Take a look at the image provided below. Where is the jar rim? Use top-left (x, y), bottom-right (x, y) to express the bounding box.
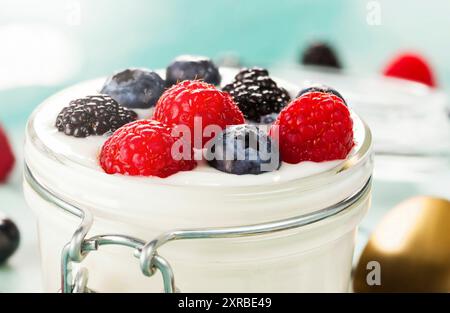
top-left (24, 162), bottom-right (372, 237)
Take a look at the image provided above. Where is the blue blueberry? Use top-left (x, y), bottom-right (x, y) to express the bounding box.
top-left (166, 55), bottom-right (221, 86)
top-left (246, 113), bottom-right (279, 125)
top-left (0, 217), bottom-right (20, 264)
top-left (259, 112), bottom-right (279, 124)
top-left (206, 125), bottom-right (280, 175)
top-left (297, 84), bottom-right (347, 105)
top-left (100, 68), bottom-right (165, 109)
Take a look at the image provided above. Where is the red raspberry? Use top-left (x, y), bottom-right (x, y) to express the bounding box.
top-left (153, 80), bottom-right (244, 147)
top-left (383, 53), bottom-right (436, 88)
top-left (99, 120), bottom-right (196, 178)
top-left (269, 92), bottom-right (354, 164)
top-left (0, 125), bottom-right (15, 183)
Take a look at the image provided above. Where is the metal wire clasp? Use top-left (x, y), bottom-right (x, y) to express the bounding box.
top-left (60, 233), bottom-right (177, 293)
top-left (25, 165), bottom-right (177, 293)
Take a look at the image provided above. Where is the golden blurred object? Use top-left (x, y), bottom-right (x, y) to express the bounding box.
top-left (354, 196), bottom-right (450, 292)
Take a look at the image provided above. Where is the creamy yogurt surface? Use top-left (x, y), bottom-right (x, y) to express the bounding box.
top-left (31, 68), bottom-right (366, 187)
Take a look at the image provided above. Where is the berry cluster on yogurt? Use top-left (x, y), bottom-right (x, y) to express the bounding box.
top-left (55, 55), bottom-right (354, 178)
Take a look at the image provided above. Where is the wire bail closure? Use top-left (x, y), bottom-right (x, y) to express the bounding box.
top-left (60, 234), bottom-right (177, 293)
top-left (25, 164), bottom-right (371, 293)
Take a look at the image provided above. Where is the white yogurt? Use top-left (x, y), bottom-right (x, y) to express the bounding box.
top-left (32, 69), bottom-right (365, 187)
top-left (24, 68), bottom-right (373, 292)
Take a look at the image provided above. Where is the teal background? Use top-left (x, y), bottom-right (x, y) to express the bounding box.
top-left (1, 0), bottom-right (450, 130)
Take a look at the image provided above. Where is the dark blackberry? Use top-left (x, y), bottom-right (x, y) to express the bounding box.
top-left (222, 68), bottom-right (291, 122)
top-left (233, 67), bottom-right (268, 82)
top-left (206, 125), bottom-right (280, 175)
top-left (297, 84), bottom-right (347, 105)
top-left (55, 95), bottom-right (137, 138)
top-left (301, 42), bottom-right (341, 69)
top-left (166, 55), bottom-right (221, 86)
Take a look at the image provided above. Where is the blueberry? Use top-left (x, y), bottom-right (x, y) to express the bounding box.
top-left (247, 112), bottom-right (279, 125)
top-left (101, 68), bottom-right (165, 109)
top-left (166, 55), bottom-right (221, 86)
top-left (297, 84), bottom-right (347, 105)
top-left (301, 42), bottom-right (341, 69)
top-left (0, 217), bottom-right (20, 264)
top-left (206, 125), bottom-right (280, 175)
top-left (259, 112), bottom-right (279, 124)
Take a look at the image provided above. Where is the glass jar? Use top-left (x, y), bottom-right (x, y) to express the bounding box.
top-left (23, 78), bottom-right (373, 293)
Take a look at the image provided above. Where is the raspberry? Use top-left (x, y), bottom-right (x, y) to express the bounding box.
top-left (99, 120), bottom-right (196, 178)
top-left (0, 125), bottom-right (15, 183)
top-left (153, 80), bottom-right (245, 147)
top-left (269, 92), bottom-right (354, 164)
top-left (383, 53), bottom-right (436, 87)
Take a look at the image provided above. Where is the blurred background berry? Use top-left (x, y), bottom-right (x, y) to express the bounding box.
top-left (1, 0), bottom-right (450, 132)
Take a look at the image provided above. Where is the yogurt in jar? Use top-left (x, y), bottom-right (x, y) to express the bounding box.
top-left (24, 68), bottom-right (373, 292)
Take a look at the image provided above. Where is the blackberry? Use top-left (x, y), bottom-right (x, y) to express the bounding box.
top-left (222, 67), bottom-right (291, 122)
top-left (101, 68), bottom-right (165, 109)
top-left (166, 55), bottom-right (221, 86)
top-left (55, 95), bottom-right (137, 138)
top-left (233, 67), bottom-right (268, 81)
top-left (206, 125), bottom-right (280, 175)
top-left (301, 42), bottom-right (341, 69)
top-left (297, 84), bottom-right (347, 105)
